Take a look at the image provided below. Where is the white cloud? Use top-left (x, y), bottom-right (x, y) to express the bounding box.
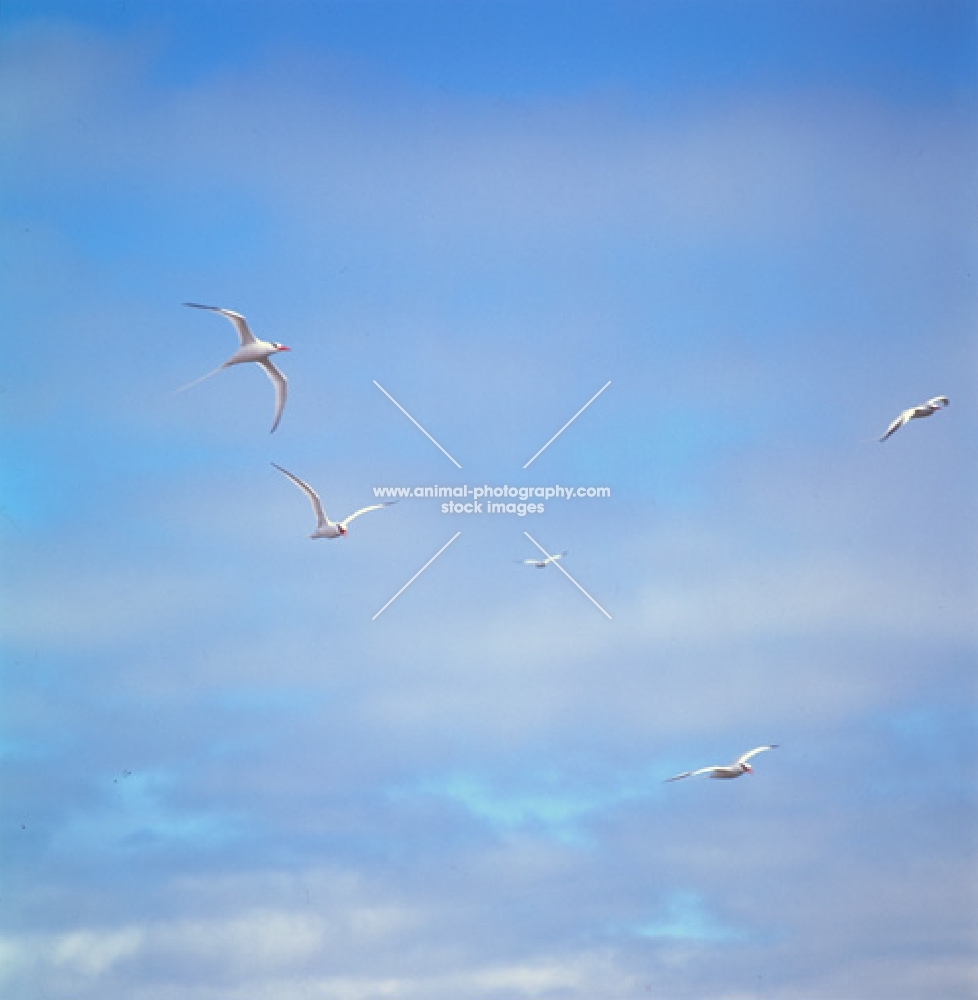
top-left (52, 928), bottom-right (144, 975)
top-left (1, 13), bottom-right (974, 1000)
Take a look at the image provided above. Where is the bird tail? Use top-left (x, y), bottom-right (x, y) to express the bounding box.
top-left (174, 363), bottom-right (227, 394)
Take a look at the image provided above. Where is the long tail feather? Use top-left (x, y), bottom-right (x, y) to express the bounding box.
top-left (174, 363), bottom-right (226, 394)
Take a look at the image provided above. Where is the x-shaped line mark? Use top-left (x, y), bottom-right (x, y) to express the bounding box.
top-left (372, 380), bottom-right (612, 620)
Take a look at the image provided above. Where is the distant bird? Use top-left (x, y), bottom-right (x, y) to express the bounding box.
top-left (665, 745), bottom-right (779, 782)
top-left (178, 303), bottom-right (290, 433)
top-left (520, 550), bottom-right (568, 569)
top-left (879, 396), bottom-right (949, 442)
top-left (271, 463), bottom-right (393, 539)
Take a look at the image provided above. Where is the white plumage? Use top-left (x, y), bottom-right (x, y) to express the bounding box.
top-left (665, 745), bottom-right (779, 782)
top-left (520, 550), bottom-right (568, 569)
top-left (272, 464), bottom-right (393, 539)
top-left (178, 303), bottom-right (290, 433)
top-left (879, 396), bottom-right (949, 442)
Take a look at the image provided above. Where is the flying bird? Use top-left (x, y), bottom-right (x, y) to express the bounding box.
top-left (665, 745), bottom-right (779, 782)
top-left (519, 550), bottom-right (568, 568)
top-left (178, 303), bottom-right (290, 433)
top-left (271, 463), bottom-right (393, 539)
top-left (879, 396), bottom-right (949, 442)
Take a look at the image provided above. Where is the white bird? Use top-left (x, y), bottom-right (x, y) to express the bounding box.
top-left (665, 745), bottom-right (779, 782)
top-left (519, 550), bottom-right (568, 569)
top-left (178, 303), bottom-right (290, 433)
top-left (879, 396), bottom-right (949, 442)
top-left (271, 463), bottom-right (393, 539)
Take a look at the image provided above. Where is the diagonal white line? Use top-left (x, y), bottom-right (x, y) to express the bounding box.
top-left (372, 531), bottom-right (462, 620)
top-left (523, 531), bottom-right (612, 619)
top-left (522, 380), bottom-right (611, 469)
top-left (373, 380), bottom-right (462, 468)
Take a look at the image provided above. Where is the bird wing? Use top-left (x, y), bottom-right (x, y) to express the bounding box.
top-left (533, 551), bottom-right (566, 565)
top-left (184, 302), bottom-right (256, 345)
top-left (664, 766), bottom-right (717, 783)
top-left (339, 503), bottom-right (395, 528)
top-left (258, 358), bottom-right (288, 433)
top-left (879, 410), bottom-right (910, 442)
top-left (271, 463), bottom-right (328, 528)
top-left (522, 559), bottom-right (544, 565)
top-left (737, 745), bottom-right (779, 765)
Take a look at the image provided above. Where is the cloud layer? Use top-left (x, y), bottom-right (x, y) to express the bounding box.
top-left (1, 4), bottom-right (976, 998)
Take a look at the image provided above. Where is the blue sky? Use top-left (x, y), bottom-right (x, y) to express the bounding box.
top-left (1, 1), bottom-right (976, 997)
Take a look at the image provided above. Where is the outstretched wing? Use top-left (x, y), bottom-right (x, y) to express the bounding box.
top-left (525, 550), bottom-right (566, 566)
top-left (258, 358), bottom-right (288, 433)
top-left (271, 463), bottom-right (328, 528)
top-left (184, 302), bottom-right (256, 345)
top-left (664, 766), bottom-right (717, 783)
top-left (340, 503), bottom-right (395, 528)
top-left (737, 745), bottom-right (779, 765)
top-left (879, 409), bottom-right (910, 442)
